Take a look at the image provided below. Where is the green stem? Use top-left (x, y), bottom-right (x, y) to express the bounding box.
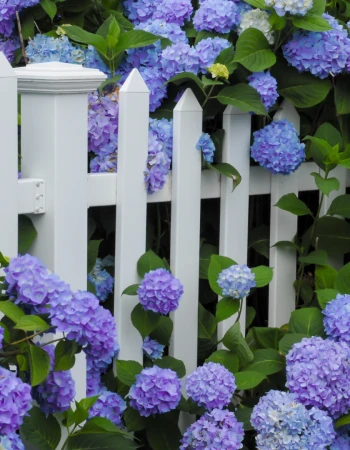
top-left (4, 330), bottom-right (46, 348)
top-left (202, 85), bottom-right (216, 108)
top-left (0, 349), bottom-right (23, 357)
top-left (235, 300), bottom-right (244, 324)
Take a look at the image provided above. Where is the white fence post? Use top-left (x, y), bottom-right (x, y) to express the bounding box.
top-left (218, 106), bottom-right (251, 340)
top-left (169, 89), bottom-right (202, 376)
top-left (268, 100), bottom-right (300, 327)
top-left (114, 69), bottom-right (149, 363)
top-left (16, 62), bottom-right (106, 400)
top-left (0, 53), bottom-right (18, 262)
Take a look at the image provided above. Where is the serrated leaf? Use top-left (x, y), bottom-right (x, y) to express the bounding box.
top-left (217, 84), bottom-right (267, 115)
top-left (243, 349), bottom-right (284, 375)
top-left (327, 194), bottom-right (350, 218)
top-left (21, 407), bottom-right (61, 450)
top-left (131, 303), bottom-right (160, 339)
top-left (156, 356), bottom-right (186, 378)
top-left (115, 30), bottom-right (160, 51)
top-left (206, 350), bottom-right (239, 373)
top-left (310, 172), bottom-right (340, 196)
top-left (28, 345), bottom-right (51, 386)
top-left (40, 0), bottom-right (57, 20)
top-left (275, 193), bottom-right (312, 216)
top-left (334, 262), bottom-right (350, 294)
top-left (279, 333), bottom-right (308, 355)
top-left (62, 26), bottom-right (107, 54)
top-left (315, 264), bottom-right (337, 290)
top-left (292, 14), bottom-right (332, 31)
top-left (216, 297), bottom-right (240, 322)
top-left (0, 301), bottom-right (24, 323)
top-left (116, 360), bottom-right (143, 386)
top-left (234, 29), bottom-right (276, 72)
top-left (253, 327), bottom-right (285, 350)
top-left (315, 289), bottom-right (338, 309)
top-left (289, 307), bottom-right (325, 337)
top-left (15, 315), bottom-right (50, 332)
top-left (251, 266), bottom-right (273, 288)
top-left (316, 217), bottom-right (350, 254)
top-left (137, 250), bottom-right (165, 277)
top-left (235, 371), bottom-right (266, 390)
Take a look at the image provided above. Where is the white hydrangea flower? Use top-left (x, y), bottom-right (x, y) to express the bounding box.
top-left (265, 0), bottom-right (312, 16)
top-left (238, 9), bottom-right (274, 45)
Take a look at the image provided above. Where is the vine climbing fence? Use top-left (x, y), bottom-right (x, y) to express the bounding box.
top-left (0, 53), bottom-right (348, 401)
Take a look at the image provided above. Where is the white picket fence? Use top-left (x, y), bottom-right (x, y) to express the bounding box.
top-left (0, 54), bottom-right (348, 401)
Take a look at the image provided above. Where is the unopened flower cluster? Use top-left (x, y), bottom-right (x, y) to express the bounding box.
top-left (217, 264), bottom-right (256, 299)
top-left (238, 9), bottom-right (274, 44)
top-left (323, 293), bottom-right (350, 343)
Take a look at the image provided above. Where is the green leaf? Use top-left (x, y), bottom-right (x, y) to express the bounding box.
top-left (131, 303), bottom-right (160, 339)
top-left (21, 407), bottom-right (61, 450)
top-left (214, 46), bottom-right (236, 73)
top-left (73, 397), bottom-right (100, 425)
top-left (305, 135), bottom-right (333, 171)
top-left (234, 29), bottom-right (276, 72)
top-left (199, 243), bottom-right (218, 279)
top-left (146, 416), bottom-right (182, 450)
top-left (334, 262), bottom-right (350, 294)
top-left (88, 239), bottom-right (102, 273)
top-left (68, 433), bottom-right (137, 450)
top-left (0, 301), bottom-right (24, 323)
top-left (289, 307), bottom-right (325, 337)
top-left (310, 172), bottom-right (340, 197)
top-left (309, 0), bottom-right (326, 14)
top-left (198, 304), bottom-right (217, 339)
top-left (246, 306), bottom-right (256, 329)
top-left (315, 264), bottom-right (338, 290)
top-left (335, 77), bottom-right (350, 115)
top-left (207, 163), bottom-right (242, 190)
top-left (0, 252), bottom-right (9, 268)
top-left (123, 407), bottom-right (147, 431)
top-left (122, 284), bottom-right (140, 296)
top-left (62, 26), bottom-right (107, 54)
top-left (54, 340), bottom-right (78, 371)
top-left (253, 327), bottom-right (285, 350)
top-left (248, 225), bottom-right (270, 259)
top-left (336, 413), bottom-right (350, 429)
top-left (293, 279), bottom-right (313, 304)
top-left (217, 84), bottom-right (267, 115)
top-left (316, 217), bottom-right (350, 254)
top-left (15, 315), bottom-right (50, 332)
top-left (216, 297), bottom-right (240, 322)
top-left (315, 288), bottom-right (339, 309)
top-left (106, 17), bottom-right (121, 49)
top-left (115, 30), bottom-right (160, 51)
top-left (327, 195), bottom-right (350, 218)
top-left (234, 371), bottom-right (266, 390)
top-left (272, 240), bottom-right (299, 250)
top-left (28, 345), bottom-right (51, 386)
top-left (150, 316), bottom-right (173, 346)
top-left (208, 255), bottom-right (237, 295)
top-left (166, 72), bottom-right (204, 92)
top-left (279, 333), bottom-right (308, 355)
top-left (116, 360), bottom-right (143, 386)
top-left (40, 0), bottom-right (57, 19)
top-left (251, 266), bottom-right (273, 288)
top-left (292, 14), bottom-right (332, 31)
top-left (275, 193), bottom-right (312, 216)
top-left (80, 417), bottom-right (129, 435)
top-left (21, 12), bottom-right (35, 40)
top-left (243, 349), bottom-right (284, 375)
top-left (19, 215), bottom-right (37, 254)
top-left (205, 350), bottom-right (239, 373)
top-left (244, 0), bottom-right (267, 7)
top-left (137, 249), bottom-right (165, 277)
top-left (223, 323), bottom-right (254, 366)
top-left (235, 407), bottom-right (253, 431)
top-left (298, 250), bottom-right (327, 266)
top-left (156, 356), bottom-right (186, 378)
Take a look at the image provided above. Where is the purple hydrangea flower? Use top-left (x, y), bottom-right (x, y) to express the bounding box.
top-left (251, 390), bottom-right (336, 450)
top-left (0, 367), bottom-right (32, 434)
top-left (265, 0), bottom-right (312, 16)
top-left (251, 120), bottom-right (305, 175)
top-left (90, 153), bottom-right (118, 173)
top-left (87, 361), bottom-right (104, 397)
top-left (196, 133), bottom-right (216, 163)
top-left (124, 0), bottom-right (163, 24)
top-left (286, 336), bottom-right (350, 418)
top-left (136, 19), bottom-right (188, 43)
top-left (88, 258), bottom-right (114, 302)
top-left (26, 35), bottom-right (85, 64)
top-left (195, 37), bottom-right (231, 72)
top-left (143, 336), bottom-right (165, 360)
top-left (193, 0), bottom-right (239, 33)
top-left (0, 433), bottom-right (25, 450)
top-left (140, 65), bottom-right (168, 111)
top-left (161, 42), bottom-right (200, 79)
top-left (129, 366), bottom-right (181, 416)
top-left (137, 268), bottom-right (184, 314)
top-left (248, 71), bottom-right (278, 111)
top-left (0, 0), bottom-right (41, 37)
top-left (0, 36), bottom-right (19, 64)
top-left (35, 344), bottom-right (75, 415)
top-left (283, 14), bottom-right (350, 79)
top-left (331, 427), bottom-right (350, 449)
top-left (153, 0), bottom-right (193, 25)
top-left (186, 362), bottom-right (236, 410)
top-left (217, 264), bottom-right (256, 299)
top-left (180, 408), bottom-right (244, 449)
top-left (149, 118), bottom-right (173, 160)
top-left (323, 294), bottom-right (350, 343)
top-left (88, 391), bottom-right (126, 427)
top-left (144, 130), bottom-right (171, 193)
top-left (0, 327), bottom-right (4, 350)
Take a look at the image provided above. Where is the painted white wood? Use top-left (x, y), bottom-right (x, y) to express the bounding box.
top-left (17, 62), bottom-right (106, 400)
top-left (18, 179), bottom-right (46, 215)
top-left (0, 54), bottom-right (18, 263)
top-left (114, 69), bottom-right (149, 363)
top-left (169, 89), bottom-right (202, 376)
top-left (268, 100), bottom-right (300, 327)
top-left (218, 106), bottom-right (251, 339)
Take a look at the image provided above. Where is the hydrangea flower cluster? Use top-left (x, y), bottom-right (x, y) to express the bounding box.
top-left (180, 408), bottom-right (244, 449)
top-left (196, 133), bottom-right (216, 163)
top-left (88, 257), bottom-right (115, 302)
top-left (193, 0), bottom-right (239, 33)
top-left (161, 42), bottom-right (200, 78)
top-left (323, 294), bottom-right (350, 343)
top-left (26, 35), bottom-right (85, 64)
top-left (265, 0), bottom-right (312, 16)
top-left (217, 264), bottom-right (256, 299)
top-left (238, 9), bottom-right (274, 44)
top-left (0, 0), bottom-right (40, 37)
top-left (186, 362), bottom-right (236, 410)
top-left (124, 0), bottom-right (192, 25)
top-left (129, 366), bottom-right (181, 416)
top-left (0, 367), bottom-right (32, 434)
top-left (35, 344), bottom-right (75, 415)
top-left (88, 390), bottom-right (127, 427)
top-left (0, 434), bottom-right (25, 450)
top-left (0, 36), bottom-right (19, 63)
top-left (283, 14), bottom-right (350, 79)
top-left (0, 327), bottom-right (4, 350)
top-left (286, 336), bottom-right (350, 418)
top-left (144, 130), bottom-right (171, 193)
top-left (149, 118), bottom-right (173, 160)
top-left (124, 0), bottom-right (163, 24)
top-left (195, 37), bottom-right (230, 72)
top-left (251, 120), bottom-right (305, 175)
top-left (90, 153), bottom-right (118, 173)
top-left (208, 63), bottom-right (230, 80)
top-left (248, 71), bottom-right (278, 111)
top-left (143, 336), bottom-right (165, 360)
top-left (251, 390), bottom-right (336, 449)
top-left (137, 268), bottom-right (184, 314)
top-left (331, 428), bottom-right (350, 449)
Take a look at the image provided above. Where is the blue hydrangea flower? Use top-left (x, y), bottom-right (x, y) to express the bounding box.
top-left (140, 65), bottom-right (168, 111)
top-left (87, 360), bottom-right (104, 397)
top-left (0, 367), bottom-right (32, 434)
top-left (251, 390), bottom-right (336, 450)
top-left (88, 258), bottom-right (114, 302)
top-left (193, 0), bottom-right (239, 33)
top-left (265, 0), bottom-right (312, 16)
top-left (153, 0), bottom-right (193, 25)
top-left (137, 268), bottom-right (184, 314)
top-left (195, 37), bottom-right (231, 72)
top-left (196, 133), bottom-right (216, 163)
top-left (161, 42), bottom-right (200, 79)
top-left (0, 0), bottom-right (41, 37)
top-left (149, 118), bottom-right (173, 160)
top-left (217, 264), bottom-right (256, 299)
top-left (286, 336), bottom-right (350, 418)
top-left (331, 427), bottom-right (350, 449)
top-left (26, 35), bottom-right (85, 64)
top-left (84, 45), bottom-right (109, 74)
top-left (143, 336), bottom-right (165, 360)
top-left (186, 362), bottom-right (236, 410)
top-left (180, 408), bottom-right (244, 449)
top-left (124, 0), bottom-right (163, 24)
top-left (129, 366), bottom-right (181, 416)
top-left (283, 14), bottom-right (350, 79)
top-left (90, 153), bottom-right (118, 173)
top-left (248, 71), bottom-right (278, 111)
top-left (0, 434), bottom-right (25, 450)
top-left (88, 391), bottom-right (126, 427)
top-left (0, 327), bottom-right (4, 350)
top-left (251, 120), bottom-right (305, 175)
top-left (144, 130), bottom-right (171, 193)
top-left (0, 37), bottom-right (19, 63)
top-left (323, 294), bottom-right (350, 343)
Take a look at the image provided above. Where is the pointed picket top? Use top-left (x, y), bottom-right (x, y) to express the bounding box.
top-left (175, 88), bottom-right (202, 113)
top-left (223, 105), bottom-right (249, 116)
top-left (0, 53), bottom-right (16, 78)
top-left (274, 99), bottom-right (300, 134)
top-left (120, 68), bottom-right (149, 94)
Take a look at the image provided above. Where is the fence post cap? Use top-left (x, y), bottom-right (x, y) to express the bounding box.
top-left (0, 53), bottom-right (16, 78)
top-left (175, 88), bottom-right (202, 113)
top-left (15, 62), bottom-right (106, 94)
top-left (120, 68), bottom-right (149, 94)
